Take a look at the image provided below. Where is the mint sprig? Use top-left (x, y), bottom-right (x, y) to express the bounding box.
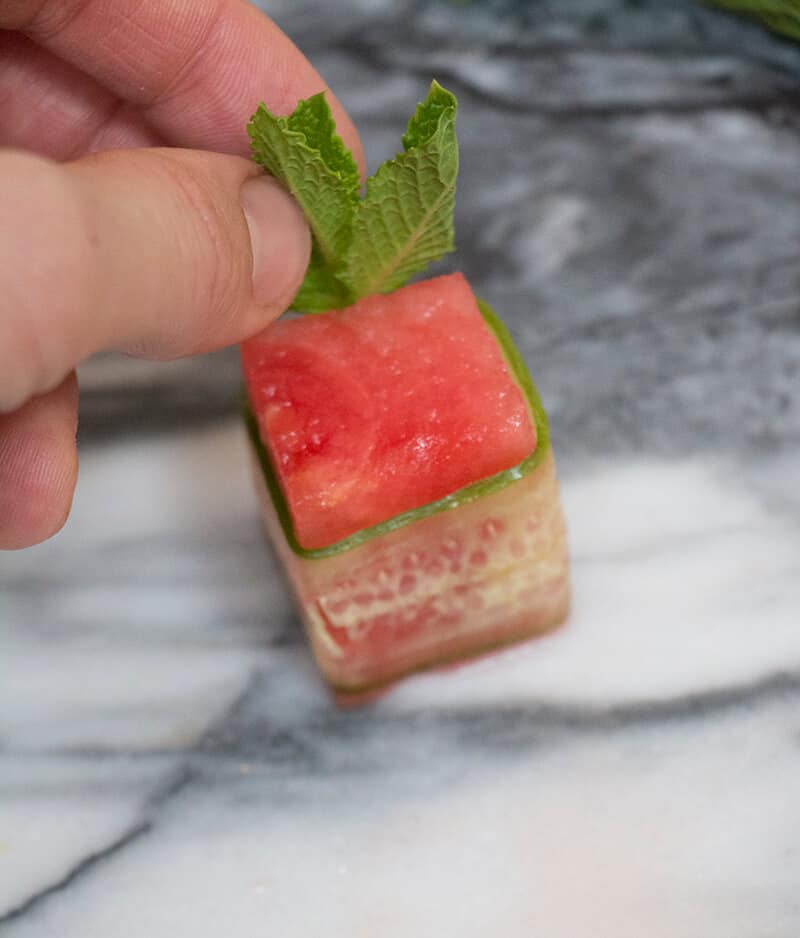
top-left (248, 81), bottom-right (458, 313)
top-left (247, 91), bottom-right (359, 299)
top-left (341, 82), bottom-right (458, 299)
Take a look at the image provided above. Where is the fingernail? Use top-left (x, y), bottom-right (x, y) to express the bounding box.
top-left (240, 176), bottom-right (310, 308)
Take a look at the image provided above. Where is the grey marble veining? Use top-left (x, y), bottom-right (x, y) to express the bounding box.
top-left (2, 2), bottom-right (800, 935)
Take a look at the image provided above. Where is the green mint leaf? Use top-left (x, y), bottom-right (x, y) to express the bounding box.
top-left (705, 1), bottom-right (800, 39)
top-left (286, 94), bottom-right (361, 195)
top-left (339, 80), bottom-right (458, 299)
top-left (402, 79), bottom-right (459, 150)
top-left (247, 82), bottom-right (459, 312)
top-left (291, 246), bottom-right (354, 314)
top-left (247, 93), bottom-right (358, 302)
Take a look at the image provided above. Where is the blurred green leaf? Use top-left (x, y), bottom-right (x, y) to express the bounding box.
top-left (706, 1), bottom-right (800, 40)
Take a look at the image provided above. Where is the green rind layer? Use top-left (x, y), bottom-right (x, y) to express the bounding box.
top-left (244, 299), bottom-right (551, 560)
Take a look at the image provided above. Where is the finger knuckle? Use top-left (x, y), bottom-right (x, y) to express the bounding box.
top-left (154, 152), bottom-right (248, 345)
top-left (0, 152), bottom-right (92, 409)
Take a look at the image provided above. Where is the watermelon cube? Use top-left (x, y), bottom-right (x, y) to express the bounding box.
top-left (242, 273), bottom-right (569, 693)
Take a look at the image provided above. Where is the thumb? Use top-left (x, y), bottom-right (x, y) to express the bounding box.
top-left (0, 147), bottom-right (310, 412)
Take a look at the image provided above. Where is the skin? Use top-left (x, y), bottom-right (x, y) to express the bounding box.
top-left (0, 0), bottom-right (364, 550)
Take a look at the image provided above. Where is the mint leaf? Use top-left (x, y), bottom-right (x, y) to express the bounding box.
top-left (286, 94), bottom-right (361, 195)
top-left (291, 247), bottom-right (353, 314)
top-left (247, 93), bottom-right (358, 288)
top-left (339, 81), bottom-right (458, 299)
top-left (706, 1), bottom-right (800, 39)
top-left (402, 80), bottom-right (458, 150)
top-left (248, 81), bottom-right (459, 312)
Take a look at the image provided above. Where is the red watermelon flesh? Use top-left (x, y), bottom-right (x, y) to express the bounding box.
top-left (241, 273), bottom-right (536, 550)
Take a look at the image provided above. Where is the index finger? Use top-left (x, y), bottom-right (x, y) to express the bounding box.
top-left (3, 0), bottom-right (365, 172)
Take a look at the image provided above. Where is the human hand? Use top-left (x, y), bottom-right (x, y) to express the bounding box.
top-left (0, 0), bottom-right (364, 549)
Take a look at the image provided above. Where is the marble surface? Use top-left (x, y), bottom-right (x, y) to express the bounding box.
top-left (2, 1), bottom-right (800, 934)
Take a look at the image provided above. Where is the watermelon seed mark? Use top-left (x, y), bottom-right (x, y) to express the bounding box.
top-left (480, 519), bottom-right (506, 541)
top-left (441, 537), bottom-right (463, 559)
top-left (372, 568), bottom-right (393, 587)
top-left (402, 551), bottom-right (428, 570)
top-left (426, 559), bottom-right (445, 577)
top-left (398, 573), bottom-right (416, 595)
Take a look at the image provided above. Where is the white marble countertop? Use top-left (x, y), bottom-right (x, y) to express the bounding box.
top-left (2, 2), bottom-right (800, 935)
